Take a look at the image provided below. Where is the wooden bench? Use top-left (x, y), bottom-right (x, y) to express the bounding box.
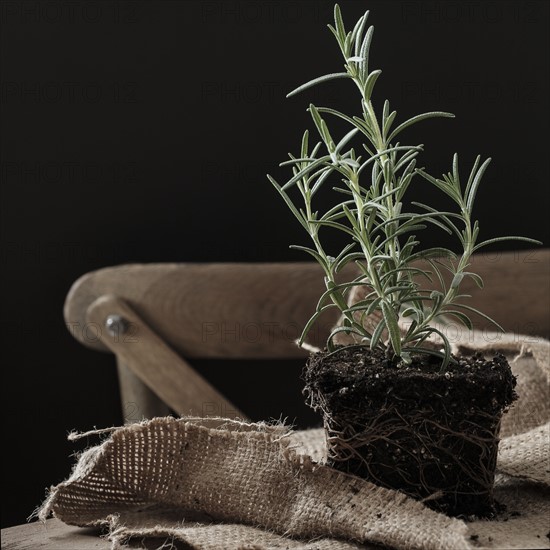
top-left (62, 253), bottom-right (550, 421)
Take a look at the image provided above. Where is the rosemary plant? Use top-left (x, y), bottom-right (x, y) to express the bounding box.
top-left (268, 5), bottom-right (539, 367)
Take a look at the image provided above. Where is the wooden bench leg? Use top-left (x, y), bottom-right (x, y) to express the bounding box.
top-left (116, 358), bottom-right (170, 422)
top-left (87, 295), bottom-right (248, 420)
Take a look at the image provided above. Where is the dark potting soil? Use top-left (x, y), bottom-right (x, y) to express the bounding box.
top-left (304, 347), bottom-right (517, 518)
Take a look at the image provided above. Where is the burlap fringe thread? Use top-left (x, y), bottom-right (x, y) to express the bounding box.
top-left (38, 334), bottom-right (550, 550)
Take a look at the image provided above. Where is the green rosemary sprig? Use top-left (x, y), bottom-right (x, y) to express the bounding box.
top-left (267, 4), bottom-right (540, 367)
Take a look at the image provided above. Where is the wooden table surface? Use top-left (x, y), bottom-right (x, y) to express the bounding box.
top-left (1, 519), bottom-right (109, 549)
top-left (1, 519), bottom-right (188, 549)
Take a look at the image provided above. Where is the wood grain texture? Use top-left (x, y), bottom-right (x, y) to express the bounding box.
top-left (1, 519), bottom-right (183, 550)
top-left (1, 519), bottom-right (108, 550)
top-left (65, 252), bottom-right (550, 360)
top-left (87, 295), bottom-right (246, 419)
top-left (65, 262), bottom-right (339, 358)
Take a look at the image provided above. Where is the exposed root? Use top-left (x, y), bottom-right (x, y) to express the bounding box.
top-left (303, 347), bottom-right (517, 518)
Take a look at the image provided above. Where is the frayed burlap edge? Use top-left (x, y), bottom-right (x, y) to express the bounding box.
top-left (39, 417), bottom-right (470, 550)
top-left (105, 511), bottom-right (371, 550)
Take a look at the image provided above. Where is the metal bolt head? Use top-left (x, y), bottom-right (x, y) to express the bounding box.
top-left (105, 314), bottom-right (128, 336)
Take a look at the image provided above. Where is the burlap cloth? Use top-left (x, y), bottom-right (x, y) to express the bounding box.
top-left (39, 331), bottom-right (549, 549)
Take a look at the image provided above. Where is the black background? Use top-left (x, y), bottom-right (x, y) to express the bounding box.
top-left (1, 0), bottom-right (549, 528)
